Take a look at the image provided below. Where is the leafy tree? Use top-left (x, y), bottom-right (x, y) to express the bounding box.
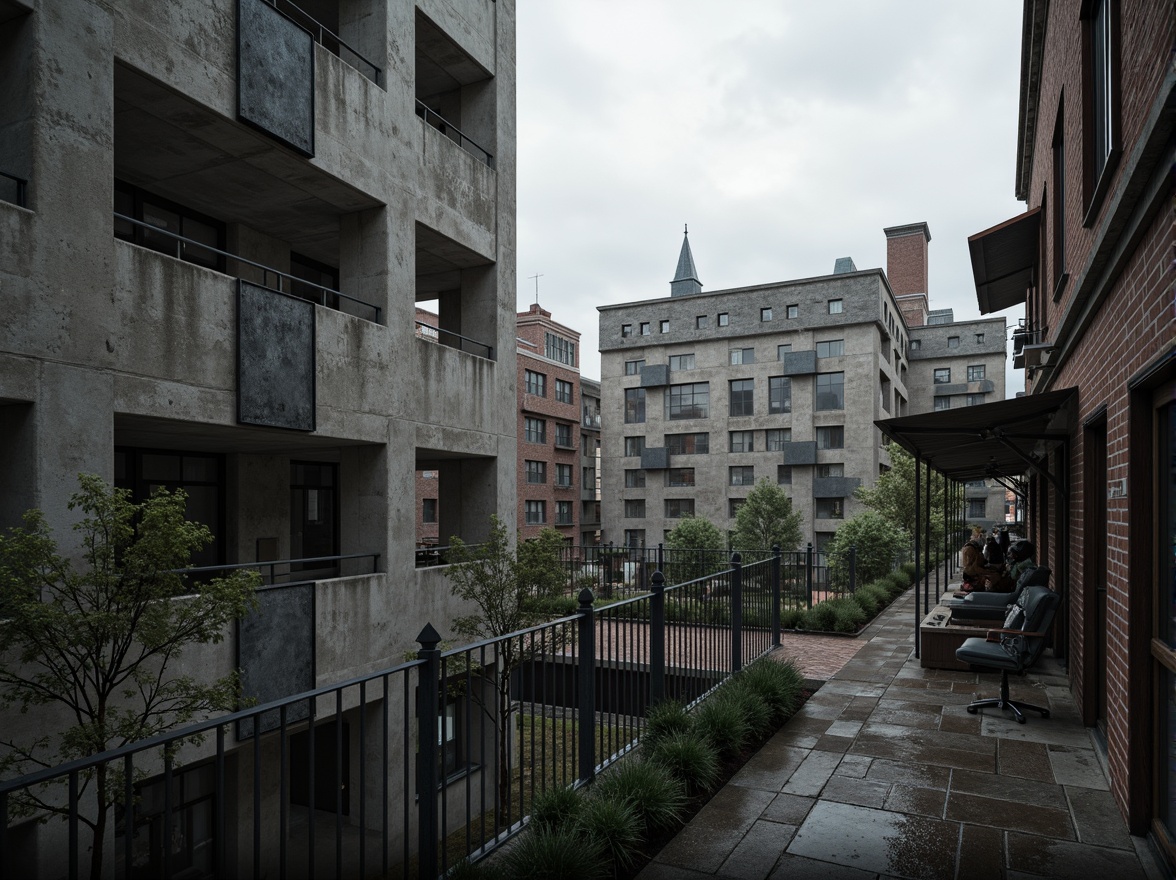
top-left (0, 474), bottom-right (260, 880)
top-left (854, 444), bottom-right (948, 549)
top-left (731, 479), bottom-right (803, 558)
top-left (445, 516), bottom-right (568, 812)
top-left (825, 510), bottom-right (909, 589)
top-left (663, 516), bottom-right (727, 585)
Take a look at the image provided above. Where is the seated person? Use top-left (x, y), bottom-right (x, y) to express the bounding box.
top-left (983, 539), bottom-right (1036, 593)
top-left (960, 527), bottom-right (988, 591)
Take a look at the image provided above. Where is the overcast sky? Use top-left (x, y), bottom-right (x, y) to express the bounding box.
top-left (515, 1), bottom-right (1029, 395)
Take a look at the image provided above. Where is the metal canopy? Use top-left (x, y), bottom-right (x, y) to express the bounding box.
top-left (876, 387), bottom-right (1076, 486)
top-left (969, 207), bottom-right (1041, 315)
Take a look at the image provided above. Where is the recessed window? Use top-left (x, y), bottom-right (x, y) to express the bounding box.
top-left (545, 332), bottom-right (576, 366)
top-left (761, 307), bottom-right (773, 322)
top-left (729, 430), bottom-right (754, 453)
top-left (525, 460), bottom-right (546, 484)
top-left (948, 336), bottom-right (960, 348)
top-left (422, 498), bottom-right (437, 523)
top-left (728, 498), bottom-right (746, 518)
top-left (669, 354), bottom-right (695, 371)
top-left (717, 313), bottom-right (729, 327)
top-left (621, 324), bottom-right (632, 338)
top-left (665, 498), bottom-right (695, 519)
top-left (555, 463), bottom-right (572, 487)
top-left (729, 379), bottom-right (754, 417)
top-left (666, 383), bottom-right (709, 420)
top-left (769, 376), bottom-right (791, 414)
top-left (766, 428), bottom-right (791, 451)
top-left (815, 498), bottom-right (844, 519)
top-left (1083, 0), bottom-right (1119, 211)
top-left (624, 529), bottom-right (645, 548)
top-left (975, 333), bottom-right (985, 344)
top-left (967, 393), bottom-right (986, 406)
top-left (967, 499), bottom-right (987, 519)
top-left (524, 417), bottom-right (546, 443)
top-left (816, 463), bottom-right (844, 478)
top-left (967, 365), bottom-right (986, 382)
top-left (933, 368), bottom-right (951, 384)
top-left (555, 379), bottom-right (574, 404)
top-left (625, 388), bottom-right (646, 423)
top-left (659, 320), bottom-right (670, 334)
top-left (696, 315), bottom-right (708, 329)
top-left (524, 370), bottom-right (546, 397)
top-left (624, 499), bottom-right (646, 518)
top-left (624, 359), bottom-right (645, 376)
top-left (623, 436), bottom-right (645, 457)
top-left (910, 339), bottom-right (921, 350)
top-left (625, 469), bottom-right (646, 488)
top-left (729, 466), bottom-right (755, 486)
top-left (729, 347), bottom-right (755, 365)
top-left (665, 468), bottom-right (695, 488)
top-left (816, 426), bottom-right (844, 449)
top-left (639, 322), bottom-right (651, 336)
top-left (815, 372), bottom-right (844, 410)
top-left (665, 432), bottom-right (709, 455)
top-left (827, 299), bottom-right (843, 315)
top-left (777, 465), bottom-right (792, 485)
top-left (934, 397), bottom-right (951, 411)
top-left (786, 304), bottom-right (798, 319)
top-left (525, 500), bottom-right (546, 524)
top-left (555, 500), bottom-right (573, 525)
top-left (555, 423), bottom-right (573, 447)
top-left (816, 339), bottom-right (844, 358)
top-left (114, 180), bottom-right (226, 273)
top-left (777, 344), bottom-right (792, 360)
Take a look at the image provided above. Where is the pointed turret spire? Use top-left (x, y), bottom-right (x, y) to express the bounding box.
top-left (670, 224), bottom-right (702, 297)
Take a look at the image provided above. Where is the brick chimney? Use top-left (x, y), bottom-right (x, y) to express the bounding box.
top-left (884, 222), bottom-right (931, 327)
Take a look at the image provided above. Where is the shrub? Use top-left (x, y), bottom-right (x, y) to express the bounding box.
top-left (448, 859), bottom-right (505, 880)
top-left (647, 730), bottom-right (720, 795)
top-left (780, 607), bottom-right (804, 629)
top-left (721, 679), bottom-right (775, 740)
top-left (738, 658), bottom-right (803, 723)
top-left (643, 699), bottom-right (692, 749)
top-left (523, 595), bottom-right (579, 619)
top-left (504, 827), bottom-right (607, 880)
top-left (901, 561), bottom-right (916, 581)
top-left (529, 784), bottom-right (584, 832)
top-left (575, 797), bottom-right (642, 874)
top-left (887, 570), bottom-right (910, 593)
top-left (694, 695), bottom-right (750, 759)
top-left (801, 601), bottom-right (838, 632)
top-left (591, 760), bottom-right (686, 836)
top-left (851, 583), bottom-right (889, 616)
top-left (825, 512), bottom-right (909, 589)
top-left (828, 597), bottom-right (867, 633)
top-left (663, 517), bottom-right (728, 584)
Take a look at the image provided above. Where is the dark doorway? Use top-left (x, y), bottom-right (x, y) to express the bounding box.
top-left (290, 720), bottom-right (350, 816)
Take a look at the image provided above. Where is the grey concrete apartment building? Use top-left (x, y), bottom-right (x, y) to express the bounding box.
top-left (597, 224), bottom-right (1006, 549)
top-left (0, 0), bottom-right (515, 873)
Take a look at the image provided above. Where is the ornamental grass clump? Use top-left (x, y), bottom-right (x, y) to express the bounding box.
top-left (851, 582), bottom-right (890, 616)
top-left (887, 570), bottom-right (911, 594)
top-left (575, 797), bottom-right (642, 876)
top-left (722, 679), bottom-right (775, 740)
top-left (646, 730), bottom-right (720, 796)
top-left (503, 827), bottom-right (608, 880)
top-left (591, 760), bottom-right (686, 836)
top-left (642, 699), bottom-right (692, 749)
top-left (826, 597), bottom-right (868, 633)
top-left (693, 694), bottom-right (750, 760)
top-left (528, 784), bottom-right (584, 832)
top-left (738, 658), bottom-right (803, 723)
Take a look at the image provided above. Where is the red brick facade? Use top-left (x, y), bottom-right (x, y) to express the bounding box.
top-left (1005, 0), bottom-right (1174, 853)
top-left (884, 223), bottom-right (930, 297)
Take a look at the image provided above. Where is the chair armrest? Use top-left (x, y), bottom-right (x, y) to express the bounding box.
top-left (985, 628), bottom-right (1045, 642)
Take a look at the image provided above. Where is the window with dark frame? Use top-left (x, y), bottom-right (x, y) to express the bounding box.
top-left (555, 463), bottom-right (572, 487)
top-left (422, 498), bottom-right (437, 523)
top-left (555, 500), bottom-right (573, 525)
top-left (666, 383), bottom-right (709, 420)
top-left (1083, 0), bottom-right (1119, 213)
top-left (624, 388), bottom-right (646, 423)
top-left (729, 466), bottom-right (754, 486)
top-left (665, 432), bottom-right (709, 455)
top-left (933, 368), bottom-right (951, 384)
top-left (625, 469), bottom-right (646, 488)
top-left (816, 339), bottom-right (844, 358)
top-left (525, 501), bottom-right (546, 524)
top-left (816, 426), bottom-right (844, 449)
top-left (659, 320), bottom-right (670, 334)
top-left (696, 315), bottom-right (708, 329)
top-left (525, 460), bottom-right (546, 484)
top-left (623, 436), bottom-right (645, 457)
top-left (729, 379), bottom-right (754, 416)
top-left (640, 322), bottom-right (651, 336)
top-left (827, 299), bottom-right (843, 315)
top-left (114, 180), bottom-right (226, 272)
top-left (786, 304), bottom-right (798, 319)
top-left (669, 353), bottom-right (695, 371)
top-left (769, 376), bottom-right (792, 413)
top-left (761, 307), bottom-right (773, 321)
top-left (665, 498), bottom-right (695, 519)
top-left (555, 423), bottom-right (573, 447)
top-left (777, 465), bottom-right (792, 485)
top-left (555, 379), bottom-right (574, 404)
top-left (524, 417), bottom-right (546, 443)
top-left (766, 428), bottom-right (791, 451)
top-left (815, 372), bottom-right (844, 410)
top-left (665, 468), bottom-right (695, 487)
top-left (967, 364), bottom-right (986, 382)
top-left (625, 359), bottom-right (645, 375)
top-left (948, 336), bottom-right (960, 348)
top-left (729, 430), bottom-right (754, 453)
top-left (815, 498), bottom-right (844, 519)
top-left (624, 499), bottom-right (645, 518)
top-left (729, 347), bottom-right (755, 365)
top-left (524, 369), bottom-right (546, 397)
top-left (717, 313), bottom-right (729, 327)
top-left (1052, 97), bottom-right (1067, 296)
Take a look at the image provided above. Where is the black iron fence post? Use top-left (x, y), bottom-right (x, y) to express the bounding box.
top-left (805, 542), bottom-right (814, 609)
top-left (730, 553), bottom-right (743, 673)
top-left (771, 545), bottom-right (781, 648)
top-left (577, 588), bottom-right (596, 784)
top-left (650, 571), bottom-right (666, 705)
top-left (415, 624), bottom-right (442, 880)
top-left (849, 544), bottom-right (857, 593)
top-left (657, 542), bottom-right (664, 574)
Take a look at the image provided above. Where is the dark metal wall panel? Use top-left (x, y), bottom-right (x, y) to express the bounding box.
top-left (782, 441), bottom-right (818, 466)
top-left (237, 584), bottom-right (315, 737)
top-left (238, 281), bottom-right (316, 431)
top-left (641, 446), bottom-right (669, 470)
top-left (640, 364), bottom-right (670, 388)
top-left (237, 0), bottom-right (315, 156)
top-left (780, 350), bottom-right (818, 376)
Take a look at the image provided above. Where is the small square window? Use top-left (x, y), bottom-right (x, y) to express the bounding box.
top-left (967, 364), bottom-right (986, 382)
top-left (777, 344), bottom-right (792, 360)
top-left (729, 347), bottom-right (755, 365)
top-left (695, 315), bottom-right (708, 329)
top-left (639, 322), bottom-right (651, 336)
top-left (717, 313), bottom-right (729, 327)
top-left (910, 339), bottom-right (921, 350)
top-left (659, 320), bottom-right (670, 333)
top-left (786, 304), bottom-right (798, 319)
top-left (760, 307), bottom-right (773, 322)
top-left (975, 333), bottom-right (985, 344)
top-left (933, 368), bottom-right (951, 384)
top-left (777, 465), bottom-right (792, 485)
top-left (948, 336), bottom-right (960, 348)
top-left (934, 396), bottom-right (951, 411)
top-left (624, 359), bottom-right (645, 376)
top-left (728, 498), bottom-right (746, 517)
top-left (729, 430), bottom-right (754, 453)
top-left (827, 299), bottom-right (843, 315)
top-left (621, 324), bottom-right (632, 338)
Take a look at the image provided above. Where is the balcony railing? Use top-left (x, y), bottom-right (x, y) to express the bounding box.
top-left (265, 0), bottom-right (382, 85)
top-left (1, 170), bottom-right (28, 207)
top-left (175, 553), bottom-right (381, 591)
top-left (415, 320), bottom-right (495, 360)
top-left (114, 213), bottom-right (382, 323)
top-left (1, 549), bottom-right (833, 878)
top-left (415, 102), bottom-right (495, 169)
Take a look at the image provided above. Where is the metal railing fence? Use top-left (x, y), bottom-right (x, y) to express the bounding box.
top-left (265, 0), bottom-right (382, 85)
top-left (0, 170), bottom-right (27, 208)
top-left (415, 320), bottom-right (495, 360)
top-left (1, 545), bottom-right (887, 879)
top-left (415, 102), bottom-right (495, 168)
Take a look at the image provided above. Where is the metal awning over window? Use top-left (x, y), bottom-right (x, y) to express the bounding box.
top-left (876, 386), bottom-right (1075, 486)
top-left (968, 207), bottom-right (1041, 315)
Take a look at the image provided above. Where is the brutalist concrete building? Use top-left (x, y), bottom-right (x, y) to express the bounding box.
top-left (597, 224), bottom-right (1006, 550)
top-left (0, 0), bottom-right (515, 873)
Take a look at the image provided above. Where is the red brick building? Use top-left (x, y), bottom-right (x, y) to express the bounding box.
top-left (896, 0), bottom-right (1174, 866)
